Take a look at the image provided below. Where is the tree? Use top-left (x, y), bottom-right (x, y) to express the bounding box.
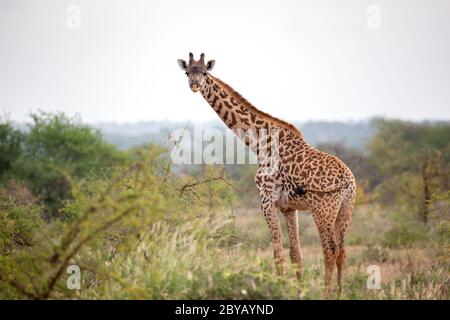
top-left (12, 112), bottom-right (127, 216)
top-left (0, 121), bottom-right (23, 177)
top-left (368, 118), bottom-right (450, 222)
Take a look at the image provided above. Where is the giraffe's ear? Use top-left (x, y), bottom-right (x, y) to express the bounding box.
top-left (206, 60), bottom-right (215, 71)
top-left (177, 59), bottom-right (188, 71)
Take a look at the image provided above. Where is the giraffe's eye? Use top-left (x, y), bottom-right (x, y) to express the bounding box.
top-left (203, 73), bottom-right (207, 76)
top-left (185, 72), bottom-right (189, 76)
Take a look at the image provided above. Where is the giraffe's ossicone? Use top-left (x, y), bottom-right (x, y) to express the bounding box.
top-left (177, 53), bottom-right (357, 297)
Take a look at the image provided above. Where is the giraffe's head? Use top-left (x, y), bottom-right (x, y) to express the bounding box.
top-left (177, 52), bottom-right (215, 92)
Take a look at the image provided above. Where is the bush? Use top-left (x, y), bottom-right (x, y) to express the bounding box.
top-left (0, 147), bottom-right (254, 299)
top-left (11, 112), bottom-right (127, 216)
top-left (0, 121), bottom-right (23, 177)
top-left (382, 214), bottom-right (430, 248)
top-left (0, 184), bottom-right (45, 256)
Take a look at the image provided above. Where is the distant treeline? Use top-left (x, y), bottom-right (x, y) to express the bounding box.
top-left (9, 118), bottom-right (382, 151)
top-left (11, 117), bottom-right (449, 152)
top-left (100, 120), bottom-right (376, 150)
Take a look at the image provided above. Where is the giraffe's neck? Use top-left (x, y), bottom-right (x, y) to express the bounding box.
top-left (200, 74), bottom-right (304, 146)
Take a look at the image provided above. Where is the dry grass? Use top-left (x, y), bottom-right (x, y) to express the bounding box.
top-left (231, 204), bottom-right (449, 299)
top-left (1, 157), bottom-right (447, 300)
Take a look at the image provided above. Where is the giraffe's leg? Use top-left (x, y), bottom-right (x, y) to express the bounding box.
top-left (254, 168), bottom-right (285, 276)
top-left (283, 210), bottom-right (302, 281)
top-left (262, 203), bottom-right (285, 276)
top-left (311, 206), bottom-right (340, 297)
top-left (334, 186), bottom-right (356, 296)
top-left (334, 206), bottom-right (350, 296)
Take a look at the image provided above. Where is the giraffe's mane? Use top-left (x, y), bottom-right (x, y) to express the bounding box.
top-left (210, 75), bottom-right (303, 139)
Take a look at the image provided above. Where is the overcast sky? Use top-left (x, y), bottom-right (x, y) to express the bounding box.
top-left (1, 0), bottom-right (449, 124)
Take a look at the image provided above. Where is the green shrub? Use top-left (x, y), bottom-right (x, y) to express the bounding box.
top-left (0, 195), bottom-right (45, 256)
top-left (0, 147), bottom-right (251, 299)
top-left (382, 216), bottom-right (429, 248)
top-left (11, 112), bottom-right (127, 216)
top-left (0, 121), bottom-right (23, 177)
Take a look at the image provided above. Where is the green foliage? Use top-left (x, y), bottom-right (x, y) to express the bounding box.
top-left (429, 190), bottom-right (450, 243)
top-left (0, 121), bottom-right (23, 177)
top-left (0, 147), bottom-right (247, 299)
top-left (369, 118), bottom-right (450, 175)
top-left (368, 119), bottom-right (449, 222)
top-left (0, 115), bottom-right (449, 300)
top-left (0, 196), bottom-right (45, 256)
top-left (11, 112), bottom-right (127, 215)
top-left (382, 211), bottom-right (430, 248)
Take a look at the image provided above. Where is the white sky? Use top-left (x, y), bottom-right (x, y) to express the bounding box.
top-left (1, 0), bottom-right (449, 123)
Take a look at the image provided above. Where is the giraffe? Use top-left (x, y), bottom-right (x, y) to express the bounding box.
top-left (177, 53), bottom-right (357, 296)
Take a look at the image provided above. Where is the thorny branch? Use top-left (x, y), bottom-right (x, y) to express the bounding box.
top-left (180, 174), bottom-right (243, 195)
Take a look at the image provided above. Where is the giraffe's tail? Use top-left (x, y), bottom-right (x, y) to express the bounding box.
top-left (303, 174), bottom-right (356, 194)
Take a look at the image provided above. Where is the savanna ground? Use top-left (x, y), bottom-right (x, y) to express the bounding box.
top-left (0, 113), bottom-right (448, 299)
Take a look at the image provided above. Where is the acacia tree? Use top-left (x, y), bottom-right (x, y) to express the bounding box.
top-left (368, 118), bottom-right (450, 222)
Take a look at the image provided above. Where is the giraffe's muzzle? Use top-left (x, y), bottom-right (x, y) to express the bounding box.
top-left (190, 82), bottom-right (201, 92)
